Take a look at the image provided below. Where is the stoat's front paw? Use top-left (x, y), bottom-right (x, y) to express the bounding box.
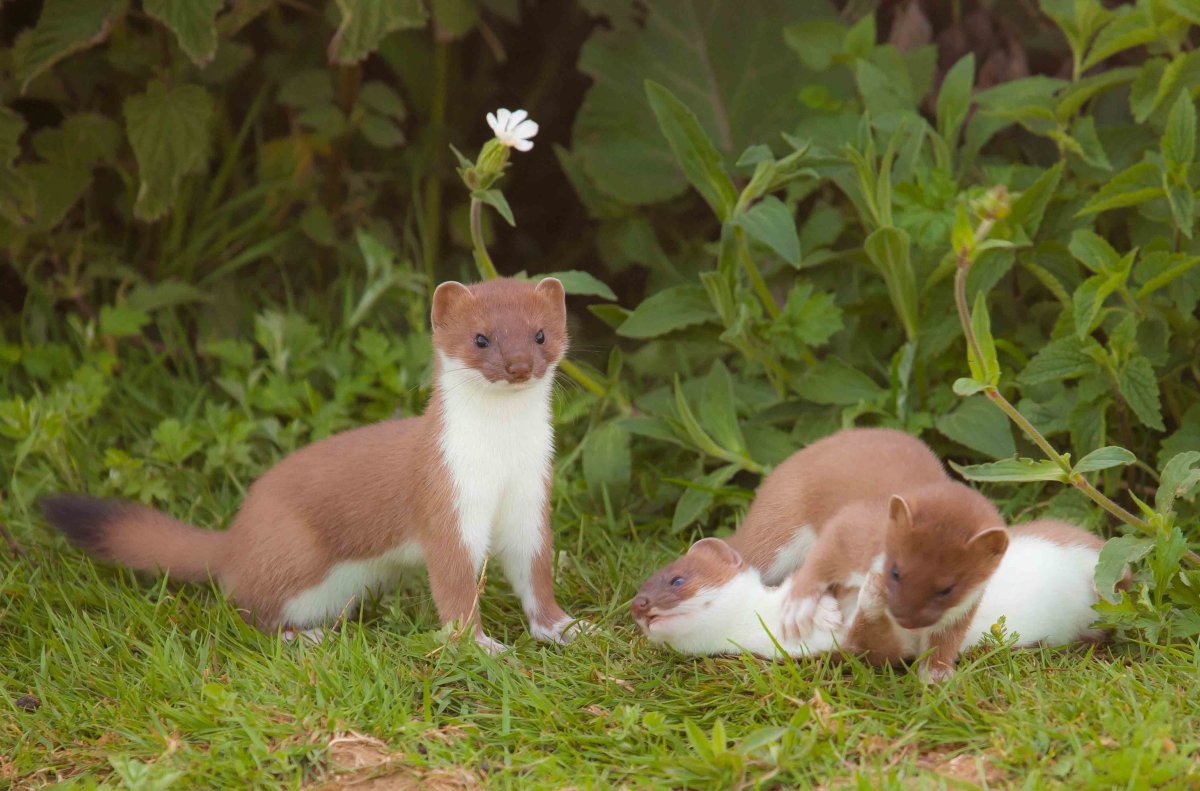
top-left (781, 594), bottom-right (822, 640)
top-left (475, 632), bottom-right (510, 656)
top-left (812, 594), bottom-right (843, 632)
top-left (531, 615), bottom-right (590, 645)
top-left (918, 660), bottom-right (955, 685)
top-left (282, 626), bottom-right (329, 644)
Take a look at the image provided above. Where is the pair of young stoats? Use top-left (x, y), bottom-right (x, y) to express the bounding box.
top-left (42, 278), bottom-right (1113, 678)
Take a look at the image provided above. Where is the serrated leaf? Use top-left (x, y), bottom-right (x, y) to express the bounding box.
top-left (1167, 0), bottom-right (1200, 23)
top-left (617, 285), bottom-right (717, 339)
top-left (1020, 335), bottom-right (1097, 385)
top-left (144, 0), bottom-right (223, 66)
top-left (328, 0), bottom-right (429, 65)
top-left (582, 421), bottom-right (630, 505)
top-left (697, 360), bottom-right (745, 455)
top-left (792, 358), bottom-right (883, 405)
top-left (1117, 354), bottom-right (1164, 431)
top-left (1008, 161), bottom-right (1063, 239)
top-left (473, 188), bottom-right (514, 226)
top-left (1164, 178), bottom-right (1195, 238)
top-left (769, 282), bottom-right (843, 358)
top-left (15, 0), bottom-right (126, 90)
top-left (863, 226), bottom-right (918, 341)
top-left (645, 80), bottom-right (737, 221)
top-left (936, 54), bottom-right (975, 148)
top-left (1082, 7), bottom-right (1156, 71)
top-left (1073, 446), bottom-right (1136, 474)
top-left (952, 457), bottom-right (1070, 483)
top-left (1076, 161), bottom-right (1164, 216)
top-left (1162, 91), bottom-right (1197, 168)
top-left (735, 196), bottom-right (800, 265)
top-left (1073, 274), bottom-right (1116, 338)
top-left (123, 81), bottom-right (214, 222)
top-left (969, 290), bottom-right (1000, 385)
top-left (935, 396), bottom-right (1015, 459)
top-left (1067, 115), bottom-right (1111, 170)
top-left (1095, 535), bottom-right (1152, 602)
top-left (1068, 229), bottom-right (1120, 273)
top-left (1135, 252), bottom-right (1200, 298)
top-left (1129, 57), bottom-right (1166, 123)
top-left (1156, 451), bottom-right (1200, 514)
top-left (540, 271), bottom-right (616, 301)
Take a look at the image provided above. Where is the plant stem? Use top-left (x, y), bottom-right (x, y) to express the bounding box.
top-left (469, 198), bottom-right (499, 280)
top-left (734, 227), bottom-right (780, 319)
top-left (421, 40), bottom-right (451, 285)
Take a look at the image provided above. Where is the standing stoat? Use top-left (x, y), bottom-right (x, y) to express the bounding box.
top-left (40, 277), bottom-right (581, 652)
top-left (634, 520), bottom-right (1112, 663)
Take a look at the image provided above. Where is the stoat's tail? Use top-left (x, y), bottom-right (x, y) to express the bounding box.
top-left (39, 494), bottom-right (227, 583)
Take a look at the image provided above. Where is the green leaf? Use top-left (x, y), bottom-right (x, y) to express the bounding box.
top-left (1068, 229), bottom-right (1120, 273)
top-left (1156, 451), bottom-right (1200, 514)
top-left (1162, 91), bottom-right (1197, 168)
top-left (15, 0), bottom-right (126, 90)
top-left (1135, 253), bottom-right (1200, 298)
top-left (1117, 354), bottom-right (1164, 431)
top-left (1163, 178), bottom-right (1195, 238)
top-left (863, 226), bottom-right (918, 341)
top-left (1166, 0), bottom-right (1200, 23)
top-left (734, 196), bottom-right (800, 265)
top-left (1073, 274), bottom-right (1116, 338)
top-left (768, 282), bottom-right (843, 358)
top-left (99, 305), bottom-right (151, 337)
top-left (792, 358), bottom-right (883, 405)
top-left (617, 285), bottom-right (717, 339)
top-left (125, 281), bottom-right (212, 313)
top-left (473, 188), bottom-right (514, 227)
top-left (697, 360), bottom-right (745, 455)
top-left (644, 81), bottom-right (737, 221)
top-left (0, 108), bottom-right (26, 168)
top-left (936, 54), bottom-right (975, 148)
top-left (123, 81), bottom-right (214, 222)
top-left (1073, 446), bottom-right (1136, 474)
top-left (1007, 161), bottom-right (1063, 239)
top-left (1019, 335), bottom-right (1097, 385)
top-left (582, 422), bottom-right (630, 505)
top-left (952, 457), bottom-right (1070, 483)
top-left (279, 70), bottom-right (333, 109)
top-left (1076, 161), bottom-right (1164, 216)
top-left (540, 271), bottom-right (616, 301)
top-left (1066, 116), bottom-right (1111, 170)
top-left (1095, 535), bottom-right (1152, 602)
top-left (359, 81), bottom-right (407, 120)
top-left (573, 0), bottom-right (834, 205)
top-left (935, 396), bottom-right (1015, 460)
top-left (144, 0), bottom-right (223, 66)
top-left (1082, 7), bottom-right (1156, 72)
top-left (329, 0), bottom-right (429, 65)
top-left (953, 377), bottom-right (989, 396)
top-left (968, 290), bottom-right (1000, 385)
top-left (671, 464), bottom-right (740, 532)
top-left (359, 114), bottom-right (405, 148)
top-left (782, 19), bottom-right (846, 71)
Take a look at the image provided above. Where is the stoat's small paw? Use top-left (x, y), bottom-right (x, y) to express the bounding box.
top-left (531, 615), bottom-right (590, 645)
top-left (918, 660), bottom-right (955, 685)
top-left (475, 632), bottom-right (510, 656)
top-left (812, 595), bottom-right (843, 632)
top-left (780, 595), bottom-right (819, 640)
top-left (282, 627), bottom-right (328, 644)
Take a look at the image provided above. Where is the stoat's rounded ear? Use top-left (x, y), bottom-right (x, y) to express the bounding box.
top-left (431, 281), bottom-right (474, 328)
top-left (687, 537), bottom-right (745, 568)
top-left (535, 276), bottom-right (566, 304)
top-left (888, 494), bottom-right (913, 530)
top-left (968, 526), bottom-right (1009, 559)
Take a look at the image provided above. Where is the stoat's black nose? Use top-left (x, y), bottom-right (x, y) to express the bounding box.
top-left (631, 595), bottom-right (651, 617)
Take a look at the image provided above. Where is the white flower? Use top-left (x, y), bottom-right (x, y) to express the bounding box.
top-left (486, 108), bottom-right (538, 152)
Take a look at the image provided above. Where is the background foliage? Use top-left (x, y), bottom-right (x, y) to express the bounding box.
top-left (3, 0), bottom-right (1200, 784)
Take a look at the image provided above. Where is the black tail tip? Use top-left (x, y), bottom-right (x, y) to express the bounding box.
top-left (38, 494), bottom-right (126, 554)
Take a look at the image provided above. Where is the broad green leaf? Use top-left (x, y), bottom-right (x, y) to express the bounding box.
top-left (697, 360), bottom-right (745, 455)
top-left (1135, 253), bottom-right (1200, 298)
top-left (329, 0), bottom-right (428, 65)
top-left (0, 108), bottom-right (26, 167)
top-left (1129, 57), bottom-right (1166, 123)
top-left (1163, 178), bottom-right (1195, 238)
top-left (1156, 451), bottom-right (1200, 514)
top-left (1019, 335), bottom-right (1097, 385)
top-left (645, 81), bottom-right (737, 221)
top-left (1066, 116), bottom-right (1111, 170)
top-left (618, 415), bottom-right (683, 445)
top-left (540, 271), bottom-right (616, 301)
top-left (792, 358), bottom-right (883, 405)
top-left (617, 285), bottom-right (717, 339)
top-left (936, 54), bottom-right (975, 148)
top-left (1147, 50), bottom-right (1200, 124)
top-left (1073, 446), bottom-right (1136, 474)
top-left (673, 377), bottom-right (736, 463)
top-left (1162, 91), bottom-right (1197, 168)
top-left (1117, 354), bottom-right (1164, 431)
top-left (1068, 229), bottom-right (1120, 273)
top-left (863, 226), bottom-right (918, 341)
top-left (953, 377), bottom-right (989, 396)
top-left (473, 188), bottom-right (514, 226)
top-left (1073, 273), bottom-right (1116, 337)
top-left (935, 396), bottom-right (1015, 460)
top-left (782, 19), bottom-right (846, 71)
top-left (768, 282), bottom-right (843, 358)
top-left (970, 290), bottom-right (1000, 385)
top-left (123, 81), bottom-right (214, 222)
top-left (144, 0), bottom-right (223, 66)
top-left (671, 464), bottom-right (740, 532)
top-left (952, 457), bottom-right (1070, 483)
top-left (1076, 161), bottom-right (1164, 216)
top-left (15, 0), bottom-right (126, 90)
top-left (734, 196), bottom-right (800, 265)
top-left (1082, 7), bottom-right (1156, 71)
top-left (1056, 67), bottom-right (1139, 121)
top-left (1007, 161), bottom-right (1063, 239)
top-left (99, 305), bottom-right (151, 337)
top-left (359, 82), bottom-right (407, 120)
top-left (1160, 404), bottom-right (1200, 466)
top-left (1095, 535), bottom-right (1152, 602)
top-left (582, 422), bottom-right (631, 505)
top-left (573, 0), bottom-right (835, 205)
top-left (1167, 0), bottom-right (1200, 23)
top-left (359, 114), bottom-right (404, 148)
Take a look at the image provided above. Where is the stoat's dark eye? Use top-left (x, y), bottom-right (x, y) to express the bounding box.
top-left (670, 576), bottom-right (685, 587)
top-left (936, 585), bottom-right (954, 598)
top-left (474, 334), bottom-right (489, 349)
top-left (890, 564), bottom-right (901, 582)
top-left (535, 329), bottom-right (545, 344)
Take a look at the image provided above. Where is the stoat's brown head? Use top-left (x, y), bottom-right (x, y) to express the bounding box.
top-left (883, 481), bottom-right (1008, 630)
top-left (431, 277), bottom-right (567, 385)
top-left (631, 538), bottom-right (745, 632)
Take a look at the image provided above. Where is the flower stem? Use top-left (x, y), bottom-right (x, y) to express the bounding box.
top-left (469, 198), bottom-right (499, 280)
top-left (734, 227), bottom-right (780, 319)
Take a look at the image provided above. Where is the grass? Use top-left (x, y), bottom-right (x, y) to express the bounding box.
top-left (2, 312), bottom-right (1199, 790)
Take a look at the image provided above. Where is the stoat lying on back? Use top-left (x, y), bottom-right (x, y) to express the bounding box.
top-left (41, 278), bottom-right (582, 653)
top-left (632, 519), bottom-right (1115, 666)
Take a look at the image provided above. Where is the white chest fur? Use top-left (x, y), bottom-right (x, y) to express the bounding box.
top-left (436, 354), bottom-right (556, 569)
